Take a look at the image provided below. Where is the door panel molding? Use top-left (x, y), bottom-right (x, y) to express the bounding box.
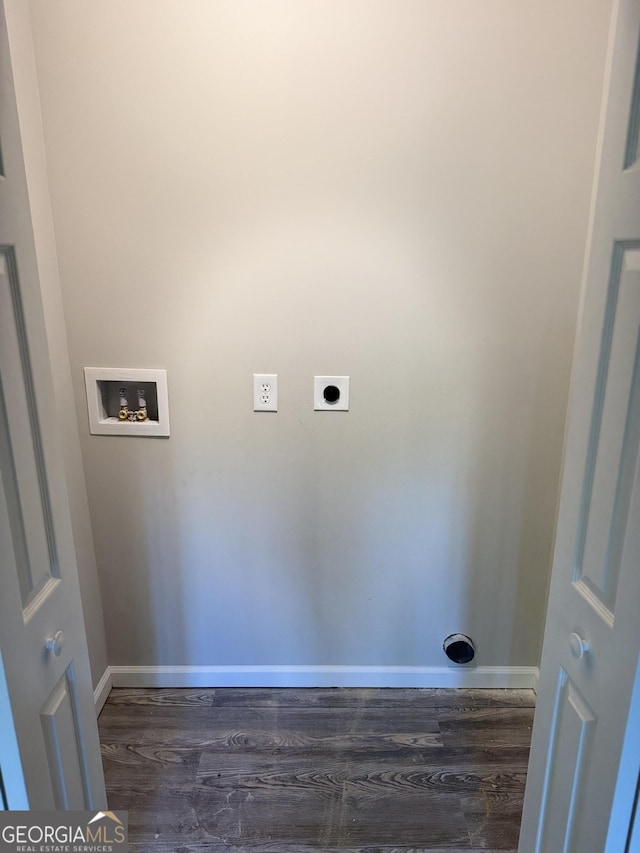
top-left (40, 664), bottom-right (90, 810)
top-left (537, 670), bottom-right (596, 853)
top-left (0, 244), bottom-right (59, 609)
top-left (574, 240), bottom-right (640, 617)
top-left (623, 34), bottom-right (640, 170)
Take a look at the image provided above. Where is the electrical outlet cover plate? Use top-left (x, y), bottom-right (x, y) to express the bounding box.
top-left (253, 374), bottom-right (278, 411)
top-left (314, 376), bottom-right (350, 411)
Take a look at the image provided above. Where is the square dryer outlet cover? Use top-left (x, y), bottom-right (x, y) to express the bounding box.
top-left (314, 376), bottom-right (350, 411)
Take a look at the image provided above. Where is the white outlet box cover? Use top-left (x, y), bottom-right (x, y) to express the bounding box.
top-left (314, 376), bottom-right (350, 411)
top-left (84, 367), bottom-right (170, 436)
top-left (253, 373), bottom-right (278, 412)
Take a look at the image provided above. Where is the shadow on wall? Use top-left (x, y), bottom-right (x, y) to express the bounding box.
top-left (91, 220), bottom-right (569, 671)
top-left (87, 212), bottom-right (578, 671)
top-left (101, 345), bottom-right (560, 672)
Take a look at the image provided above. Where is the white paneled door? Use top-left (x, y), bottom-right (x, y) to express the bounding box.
top-left (0, 2), bottom-right (106, 809)
top-left (519, 1), bottom-right (640, 850)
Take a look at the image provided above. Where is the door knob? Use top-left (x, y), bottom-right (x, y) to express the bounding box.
top-left (569, 632), bottom-right (590, 659)
top-left (45, 630), bottom-right (64, 657)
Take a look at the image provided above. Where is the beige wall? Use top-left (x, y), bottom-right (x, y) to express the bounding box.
top-left (29, 0), bottom-right (611, 671)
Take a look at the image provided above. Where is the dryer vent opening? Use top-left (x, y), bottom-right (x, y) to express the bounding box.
top-left (443, 633), bottom-right (476, 664)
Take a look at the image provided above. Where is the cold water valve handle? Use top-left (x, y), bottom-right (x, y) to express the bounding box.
top-left (118, 387), bottom-right (129, 420)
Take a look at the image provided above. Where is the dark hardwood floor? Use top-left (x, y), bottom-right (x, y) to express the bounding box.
top-left (98, 687), bottom-right (535, 852)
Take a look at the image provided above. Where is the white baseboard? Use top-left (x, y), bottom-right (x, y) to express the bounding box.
top-left (93, 668), bottom-right (112, 715)
top-left (107, 665), bottom-right (539, 690)
top-left (532, 668), bottom-right (540, 694)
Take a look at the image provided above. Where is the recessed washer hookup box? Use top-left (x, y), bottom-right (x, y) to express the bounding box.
top-left (84, 367), bottom-right (170, 437)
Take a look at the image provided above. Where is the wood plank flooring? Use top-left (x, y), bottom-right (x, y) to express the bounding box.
top-left (98, 687), bottom-right (535, 853)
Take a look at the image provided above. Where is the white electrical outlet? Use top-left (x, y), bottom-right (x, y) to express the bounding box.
top-left (253, 374), bottom-right (278, 411)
